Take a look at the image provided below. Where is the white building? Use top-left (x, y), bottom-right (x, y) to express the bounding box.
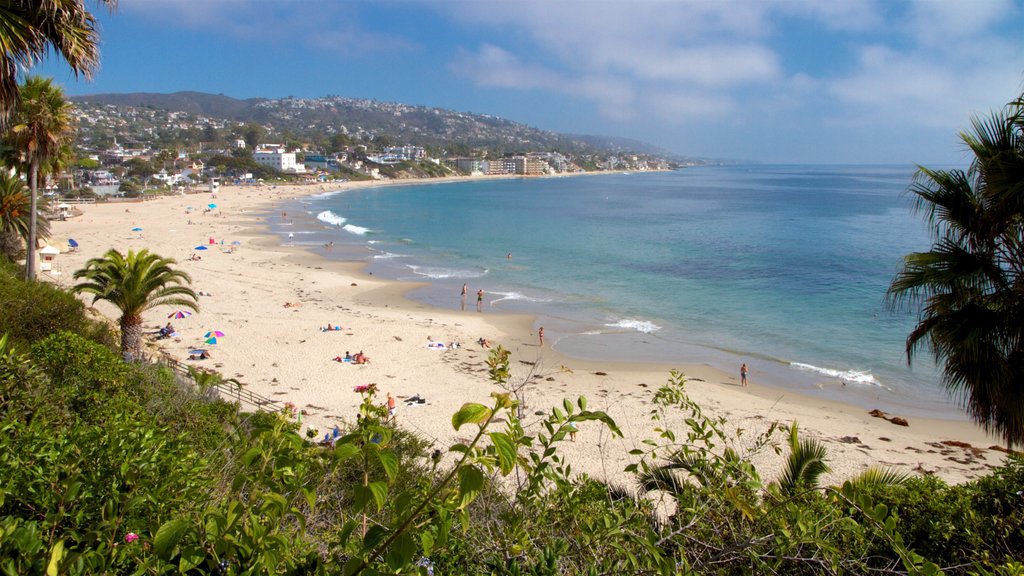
top-left (253, 144), bottom-right (305, 173)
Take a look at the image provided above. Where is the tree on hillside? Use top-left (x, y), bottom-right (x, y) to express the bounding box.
top-left (5, 76), bottom-right (74, 280)
top-left (242, 124), bottom-right (265, 149)
top-left (0, 171), bottom-right (48, 261)
top-left (73, 249), bottom-right (198, 360)
top-left (888, 91), bottom-right (1024, 448)
top-left (0, 0), bottom-right (115, 127)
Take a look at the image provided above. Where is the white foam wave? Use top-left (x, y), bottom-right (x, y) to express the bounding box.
top-left (373, 252), bottom-right (406, 260)
top-left (604, 319), bottom-right (661, 334)
top-left (489, 291), bottom-right (553, 305)
top-left (407, 265), bottom-right (488, 279)
top-left (343, 224), bottom-right (370, 235)
top-left (317, 210), bottom-right (346, 226)
top-left (790, 362), bottom-right (880, 386)
top-left (367, 240), bottom-right (380, 244)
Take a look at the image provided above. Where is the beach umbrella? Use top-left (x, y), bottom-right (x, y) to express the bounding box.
top-left (231, 240), bottom-right (241, 246)
top-left (194, 245), bottom-right (209, 250)
top-left (205, 337), bottom-right (218, 345)
top-left (131, 227), bottom-right (143, 231)
top-left (168, 310), bottom-right (193, 319)
top-left (68, 239), bottom-right (78, 248)
top-left (205, 330), bottom-right (225, 338)
top-left (208, 203), bottom-right (217, 209)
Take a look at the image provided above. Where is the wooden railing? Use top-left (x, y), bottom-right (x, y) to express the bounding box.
top-left (159, 355), bottom-right (286, 413)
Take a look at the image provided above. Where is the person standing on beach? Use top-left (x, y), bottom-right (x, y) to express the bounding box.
top-left (387, 392), bottom-right (396, 421)
top-left (538, 327), bottom-right (544, 346)
top-left (461, 283), bottom-right (468, 311)
top-left (740, 363), bottom-right (749, 387)
top-left (476, 289), bottom-right (484, 312)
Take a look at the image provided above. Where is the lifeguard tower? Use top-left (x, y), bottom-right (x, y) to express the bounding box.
top-left (209, 177), bottom-right (220, 196)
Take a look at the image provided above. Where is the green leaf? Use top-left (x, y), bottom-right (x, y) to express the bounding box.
top-left (333, 442), bottom-right (360, 460)
top-left (385, 531), bottom-right (417, 571)
top-left (353, 484), bottom-right (370, 512)
top-left (368, 481), bottom-right (388, 511)
top-left (488, 432), bottom-right (517, 475)
top-left (457, 466), bottom-right (484, 509)
top-left (364, 524), bottom-right (390, 550)
top-left (376, 450), bottom-right (399, 481)
top-left (153, 518), bottom-right (190, 558)
top-left (452, 403), bottom-right (492, 430)
top-left (46, 540), bottom-right (63, 576)
top-left (420, 531), bottom-right (435, 556)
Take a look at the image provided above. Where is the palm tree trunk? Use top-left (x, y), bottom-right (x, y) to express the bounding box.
top-left (26, 161), bottom-right (39, 280)
top-left (121, 315), bottom-right (144, 361)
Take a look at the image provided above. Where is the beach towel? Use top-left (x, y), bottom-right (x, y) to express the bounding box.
top-left (333, 356), bottom-right (353, 363)
top-left (425, 342), bottom-right (447, 349)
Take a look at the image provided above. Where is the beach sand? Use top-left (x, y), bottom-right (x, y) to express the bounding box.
top-left (44, 180), bottom-right (1009, 487)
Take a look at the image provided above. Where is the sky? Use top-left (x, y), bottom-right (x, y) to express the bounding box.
top-left (37, 0), bottom-right (1024, 165)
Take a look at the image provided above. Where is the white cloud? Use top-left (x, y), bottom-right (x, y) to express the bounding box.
top-left (121, 0), bottom-right (415, 56)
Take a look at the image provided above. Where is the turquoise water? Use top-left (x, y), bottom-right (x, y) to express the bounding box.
top-left (272, 165), bottom-right (964, 417)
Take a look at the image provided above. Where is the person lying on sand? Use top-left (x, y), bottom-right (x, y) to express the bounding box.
top-left (188, 350), bottom-right (211, 360)
top-left (321, 324), bottom-right (342, 331)
top-left (352, 351), bottom-right (370, 364)
top-left (284, 302), bottom-right (302, 308)
top-left (477, 338), bottom-right (491, 349)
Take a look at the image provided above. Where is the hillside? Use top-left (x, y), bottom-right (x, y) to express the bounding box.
top-left (70, 91), bottom-right (679, 158)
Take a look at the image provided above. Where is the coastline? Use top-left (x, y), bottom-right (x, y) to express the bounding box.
top-left (46, 176), bottom-right (1010, 485)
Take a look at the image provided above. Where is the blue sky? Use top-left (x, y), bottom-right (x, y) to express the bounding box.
top-left (38, 0), bottom-right (1024, 164)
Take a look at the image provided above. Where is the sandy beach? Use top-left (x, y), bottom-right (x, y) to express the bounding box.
top-left (44, 179), bottom-right (1009, 487)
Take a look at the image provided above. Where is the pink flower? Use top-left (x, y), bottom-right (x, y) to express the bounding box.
top-left (124, 532), bottom-right (139, 544)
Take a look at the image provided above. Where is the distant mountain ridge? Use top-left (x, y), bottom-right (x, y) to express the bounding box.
top-left (69, 91), bottom-right (680, 158)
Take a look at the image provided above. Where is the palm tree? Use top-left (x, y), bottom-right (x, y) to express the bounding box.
top-left (73, 249), bottom-right (198, 360)
top-left (774, 422), bottom-right (829, 497)
top-left (888, 91), bottom-right (1024, 449)
top-left (0, 170), bottom-right (48, 260)
top-left (7, 76), bottom-right (74, 280)
top-left (0, 0), bottom-right (115, 127)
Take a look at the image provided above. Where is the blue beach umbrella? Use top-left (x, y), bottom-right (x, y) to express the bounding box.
top-left (205, 337), bottom-right (218, 345)
top-left (208, 203), bottom-right (217, 209)
top-left (230, 240), bottom-right (241, 246)
top-left (194, 245), bottom-right (209, 250)
top-left (131, 227), bottom-right (143, 231)
top-left (68, 238), bottom-right (78, 248)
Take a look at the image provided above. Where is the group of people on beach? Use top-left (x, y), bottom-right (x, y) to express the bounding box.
top-left (460, 283), bottom-right (485, 312)
top-left (334, 351), bottom-right (370, 364)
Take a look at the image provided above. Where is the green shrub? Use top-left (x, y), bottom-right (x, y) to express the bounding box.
top-left (0, 259), bottom-right (115, 350)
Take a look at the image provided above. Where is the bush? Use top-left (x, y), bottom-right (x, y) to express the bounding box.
top-left (0, 259), bottom-right (115, 351)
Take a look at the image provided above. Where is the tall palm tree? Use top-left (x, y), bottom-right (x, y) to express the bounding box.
top-left (0, 170), bottom-right (47, 260)
top-left (73, 249), bottom-right (198, 360)
top-left (888, 92), bottom-right (1024, 449)
top-left (0, 0), bottom-right (115, 127)
top-left (8, 75), bottom-right (74, 280)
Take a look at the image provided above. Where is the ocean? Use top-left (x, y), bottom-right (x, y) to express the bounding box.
top-left (269, 165), bottom-right (964, 418)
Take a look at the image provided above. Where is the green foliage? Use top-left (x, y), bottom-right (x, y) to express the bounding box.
top-left (0, 258), bottom-right (114, 350)
top-left (2, 263), bottom-right (1023, 574)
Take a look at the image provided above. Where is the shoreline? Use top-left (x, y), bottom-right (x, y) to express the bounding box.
top-left (278, 172), bottom-right (965, 422)
top-left (46, 176), bottom-right (1010, 485)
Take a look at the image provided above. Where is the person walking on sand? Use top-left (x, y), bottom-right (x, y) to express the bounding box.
top-left (538, 326), bottom-right (544, 346)
top-left (387, 392), bottom-right (396, 421)
top-left (476, 289), bottom-right (484, 312)
top-left (461, 283), bottom-right (468, 311)
top-left (740, 363), bottom-right (749, 387)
